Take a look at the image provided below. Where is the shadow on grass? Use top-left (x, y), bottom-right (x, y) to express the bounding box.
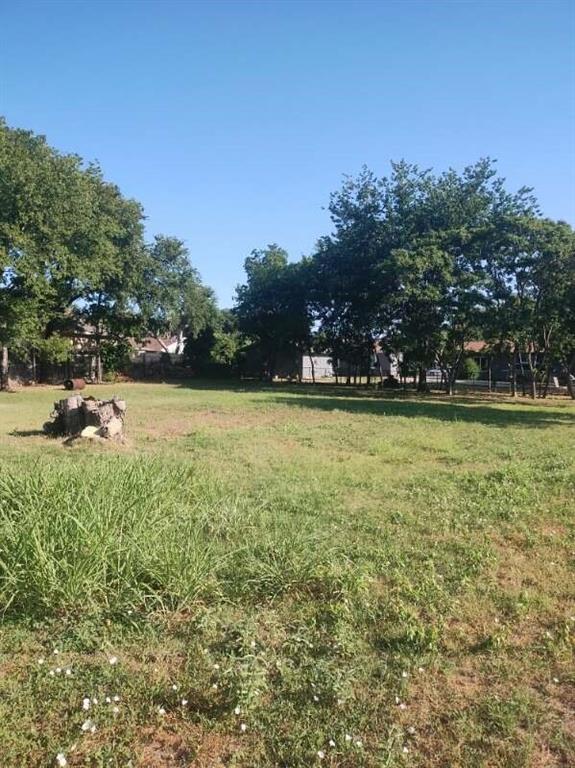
top-left (169, 378), bottom-right (575, 429)
top-left (267, 393), bottom-right (574, 428)
top-left (9, 429), bottom-right (48, 437)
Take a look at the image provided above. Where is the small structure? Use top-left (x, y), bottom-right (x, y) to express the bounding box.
top-left (301, 355), bottom-right (333, 380)
top-left (44, 395), bottom-right (126, 442)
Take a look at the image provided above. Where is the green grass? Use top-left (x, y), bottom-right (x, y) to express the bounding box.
top-left (0, 382), bottom-right (573, 767)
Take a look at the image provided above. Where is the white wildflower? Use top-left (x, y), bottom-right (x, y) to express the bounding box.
top-left (328, 739), bottom-right (336, 747)
top-left (345, 734), bottom-right (352, 742)
top-left (317, 750), bottom-right (325, 759)
top-left (407, 726), bottom-right (416, 735)
top-left (55, 667), bottom-right (62, 674)
top-left (82, 697), bottom-right (91, 711)
top-left (55, 754), bottom-right (67, 767)
top-left (418, 667), bottom-right (424, 673)
top-left (172, 684), bottom-right (179, 691)
top-left (234, 705), bottom-right (241, 715)
top-left (313, 695), bottom-right (319, 702)
top-left (158, 706), bottom-right (166, 715)
top-left (402, 671), bottom-right (408, 678)
top-left (240, 722), bottom-right (247, 732)
top-left (212, 683), bottom-right (218, 690)
top-left (65, 668), bottom-right (72, 676)
top-left (38, 658), bottom-right (45, 665)
top-left (213, 663), bottom-right (220, 670)
top-left (92, 697), bottom-right (98, 705)
top-left (113, 695), bottom-right (120, 702)
top-left (403, 745), bottom-right (409, 753)
top-left (105, 696), bottom-right (111, 704)
top-left (399, 702), bottom-right (407, 710)
top-left (250, 640), bottom-right (256, 648)
top-left (112, 706), bottom-right (120, 715)
top-left (181, 699), bottom-right (188, 706)
top-left (49, 670), bottom-right (55, 677)
top-left (108, 656), bottom-right (118, 665)
top-left (355, 740), bottom-right (363, 748)
top-left (552, 677), bottom-right (559, 683)
top-left (53, 649), bottom-right (60, 655)
top-left (81, 719), bottom-right (96, 733)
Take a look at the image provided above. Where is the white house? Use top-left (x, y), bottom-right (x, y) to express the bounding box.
top-left (300, 355), bottom-right (334, 380)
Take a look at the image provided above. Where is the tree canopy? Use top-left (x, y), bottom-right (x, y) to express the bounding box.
top-left (0, 118), bottom-right (215, 384)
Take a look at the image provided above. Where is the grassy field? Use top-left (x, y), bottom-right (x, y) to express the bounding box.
top-left (0, 382), bottom-right (573, 768)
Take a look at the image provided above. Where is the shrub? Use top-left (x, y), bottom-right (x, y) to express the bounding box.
top-left (460, 356), bottom-right (480, 380)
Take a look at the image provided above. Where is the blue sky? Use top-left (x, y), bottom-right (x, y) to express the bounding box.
top-left (1, 0), bottom-right (574, 305)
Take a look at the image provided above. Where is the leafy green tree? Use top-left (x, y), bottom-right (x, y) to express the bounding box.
top-left (387, 159), bottom-right (537, 393)
top-left (1, 119), bottom-right (217, 384)
top-left (183, 311), bottom-right (241, 375)
top-left (310, 168), bottom-right (392, 385)
top-left (0, 118), bottom-right (148, 383)
top-left (235, 245), bottom-right (312, 380)
top-left (486, 216), bottom-right (575, 398)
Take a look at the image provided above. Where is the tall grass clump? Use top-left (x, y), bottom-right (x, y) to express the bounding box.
top-left (0, 456), bottom-right (355, 617)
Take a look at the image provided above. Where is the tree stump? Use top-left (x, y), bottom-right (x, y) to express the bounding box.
top-left (44, 395), bottom-right (127, 441)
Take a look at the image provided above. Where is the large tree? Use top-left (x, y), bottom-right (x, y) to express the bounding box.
top-left (486, 216), bottom-right (575, 398)
top-left (235, 245), bottom-right (312, 380)
top-left (1, 119), bottom-right (216, 385)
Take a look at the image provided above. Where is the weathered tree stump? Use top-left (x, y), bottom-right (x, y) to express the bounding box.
top-left (44, 395), bottom-right (127, 441)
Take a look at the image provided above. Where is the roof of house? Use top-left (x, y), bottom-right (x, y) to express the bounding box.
top-left (133, 336), bottom-right (180, 353)
top-left (464, 341), bottom-right (488, 353)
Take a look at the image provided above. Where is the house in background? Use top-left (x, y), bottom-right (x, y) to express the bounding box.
top-left (301, 355), bottom-right (333, 380)
top-left (130, 332), bottom-right (185, 363)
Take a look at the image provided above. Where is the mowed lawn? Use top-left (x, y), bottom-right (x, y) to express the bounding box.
top-left (0, 382), bottom-right (573, 768)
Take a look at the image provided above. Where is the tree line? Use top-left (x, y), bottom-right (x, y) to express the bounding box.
top-left (1, 118), bottom-right (574, 397)
top-left (235, 162), bottom-right (575, 397)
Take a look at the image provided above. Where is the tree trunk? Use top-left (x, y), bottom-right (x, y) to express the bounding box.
top-left (541, 366), bottom-right (551, 399)
top-left (417, 366), bottom-right (428, 392)
top-left (527, 352), bottom-right (536, 399)
top-left (95, 340), bottom-right (103, 384)
top-left (449, 350), bottom-right (464, 396)
top-left (308, 352), bottom-right (316, 384)
top-left (564, 354), bottom-right (575, 400)
top-left (0, 345), bottom-right (8, 390)
top-left (487, 357), bottom-right (492, 393)
top-left (377, 353), bottom-right (385, 389)
top-left (510, 352), bottom-right (517, 397)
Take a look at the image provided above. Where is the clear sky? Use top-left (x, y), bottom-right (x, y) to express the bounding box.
top-left (1, 0), bottom-right (574, 305)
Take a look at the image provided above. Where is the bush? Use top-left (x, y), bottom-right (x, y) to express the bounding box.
top-left (100, 339), bottom-right (133, 374)
top-left (460, 356), bottom-right (480, 380)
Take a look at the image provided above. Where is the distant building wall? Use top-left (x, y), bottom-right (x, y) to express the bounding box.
top-left (301, 355), bottom-right (333, 380)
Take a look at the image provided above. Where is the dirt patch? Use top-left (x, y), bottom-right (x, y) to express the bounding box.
top-left (136, 723), bottom-right (242, 767)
